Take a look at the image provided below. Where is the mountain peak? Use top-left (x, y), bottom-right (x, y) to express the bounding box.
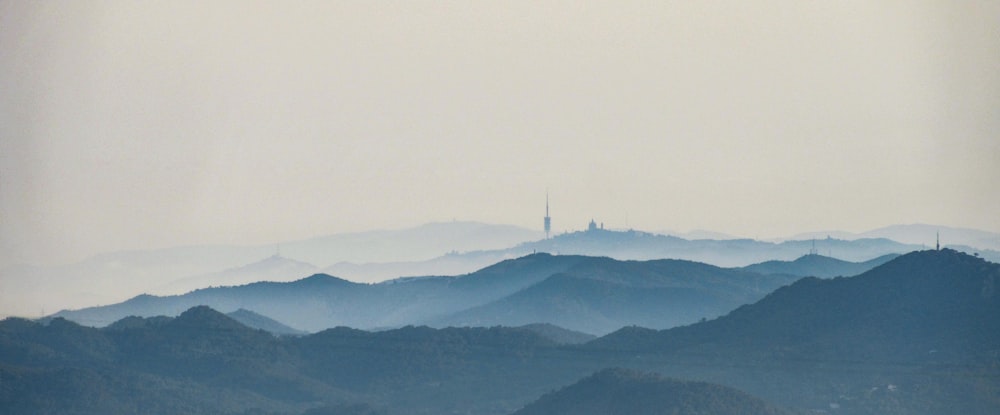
top-left (903, 247), bottom-right (989, 263)
top-left (292, 273), bottom-right (356, 286)
top-left (170, 305), bottom-right (249, 331)
top-left (868, 248), bottom-right (996, 285)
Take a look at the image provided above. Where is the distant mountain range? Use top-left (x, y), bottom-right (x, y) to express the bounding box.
top-left (323, 228), bottom-right (932, 281)
top-left (783, 223), bottom-right (1000, 251)
top-left (53, 254), bottom-right (803, 335)
top-left (6, 221), bottom-right (998, 321)
top-left (157, 254), bottom-right (320, 295)
top-left (0, 221), bottom-right (541, 317)
top-left (52, 252), bottom-right (913, 335)
top-left (3, 249), bottom-right (998, 414)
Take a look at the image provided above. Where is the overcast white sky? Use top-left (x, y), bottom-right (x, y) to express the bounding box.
top-left (1, 1), bottom-right (998, 268)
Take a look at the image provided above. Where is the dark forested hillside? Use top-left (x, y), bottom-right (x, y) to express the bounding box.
top-left (0, 309), bottom-right (570, 415)
top-left (588, 249), bottom-right (1000, 414)
top-left (512, 368), bottom-right (793, 415)
top-left (514, 323), bottom-right (596, 345)
top-left (592, 249), bottom-right (1000, 360)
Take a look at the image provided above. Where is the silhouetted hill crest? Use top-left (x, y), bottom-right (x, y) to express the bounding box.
top-left (741, 253), bottom-right (899, 278)
top-left (293, 273), bottom-right (357, 286)
top-left (168, 305), bottom-right (250, 331)
top-left (104, 315), bottom-right (171, 331)
top-left (590, 249), bottom-right (1000, 362)
top-left (47, 253), bottom-right (791, 333)
top-left (226, 308), bottom-right (307, 336)
top-left (447, 253), bottom-right (588, 290)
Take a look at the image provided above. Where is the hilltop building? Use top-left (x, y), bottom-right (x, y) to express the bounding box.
top-left (587, 219), bottom-right (604, 231)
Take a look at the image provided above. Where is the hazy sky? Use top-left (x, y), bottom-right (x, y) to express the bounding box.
top-left (1, 1), bottom-right (998, 268)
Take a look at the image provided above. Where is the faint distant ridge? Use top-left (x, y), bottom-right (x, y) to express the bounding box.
top-left (322, 227), bottom-right (929, 282)
top-left (156, 254), bottom-right (319, 295)
top-left (740, 253), bottom-right (899, 278)
top-left (314, 224), bottom-right (1000, 282)
top-left (512, 368), bottom-right (793, 415)
top-left (657, 229), bottom-right (738, 240)
top-left (785, 223), bottom-right (1000, 252)
top-left (285, 220), bottom-right (543, 265)
top-left (0, 221), bottom-right (541, 318)
top-left (510, 227), bottom-right (918, 266)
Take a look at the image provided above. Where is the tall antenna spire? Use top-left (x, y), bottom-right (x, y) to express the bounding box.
top-left (544, 191), bottom-right (552, 239)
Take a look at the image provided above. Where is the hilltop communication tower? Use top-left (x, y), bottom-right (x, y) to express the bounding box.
top-left (544, 192), bottom-right (552, 239)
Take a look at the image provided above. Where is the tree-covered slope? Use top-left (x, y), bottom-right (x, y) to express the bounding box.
top-left (512, 368), bottom-right (794, 415)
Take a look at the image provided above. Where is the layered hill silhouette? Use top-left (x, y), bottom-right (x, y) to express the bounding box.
top-left (786, 223), bottom-right (1000, 252)
top-left (739, 253), bottom-right (898, 278)
top-left (591, 249), bottom-right (1000, 360)
top-left (587, 249), bottom-right (1000, 414)
top-left (323, 229), bottom-right (925, 281)
top-left (434, 256), bottom-right (799, 334)
top-left (156, 254), bottom-right (319, 295)
top-left (0, 221), bottom-right (541, 318)
top-left (55, 254), bottom-right (800, 335)
top-left (5, 223), bottom-right (941, 321)
top-left (3, 249), bottom-right (999, 414)
top-left (225, 308), bottom-right (307, 336)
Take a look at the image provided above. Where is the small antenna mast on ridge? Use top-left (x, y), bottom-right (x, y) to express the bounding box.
top-left (544, 190), bottom-right (552, 239)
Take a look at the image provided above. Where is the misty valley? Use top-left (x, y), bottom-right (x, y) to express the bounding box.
top-left (2, 232), bottom-right (999, 415)
top-left (6, 1), bottom-right (998, 413)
